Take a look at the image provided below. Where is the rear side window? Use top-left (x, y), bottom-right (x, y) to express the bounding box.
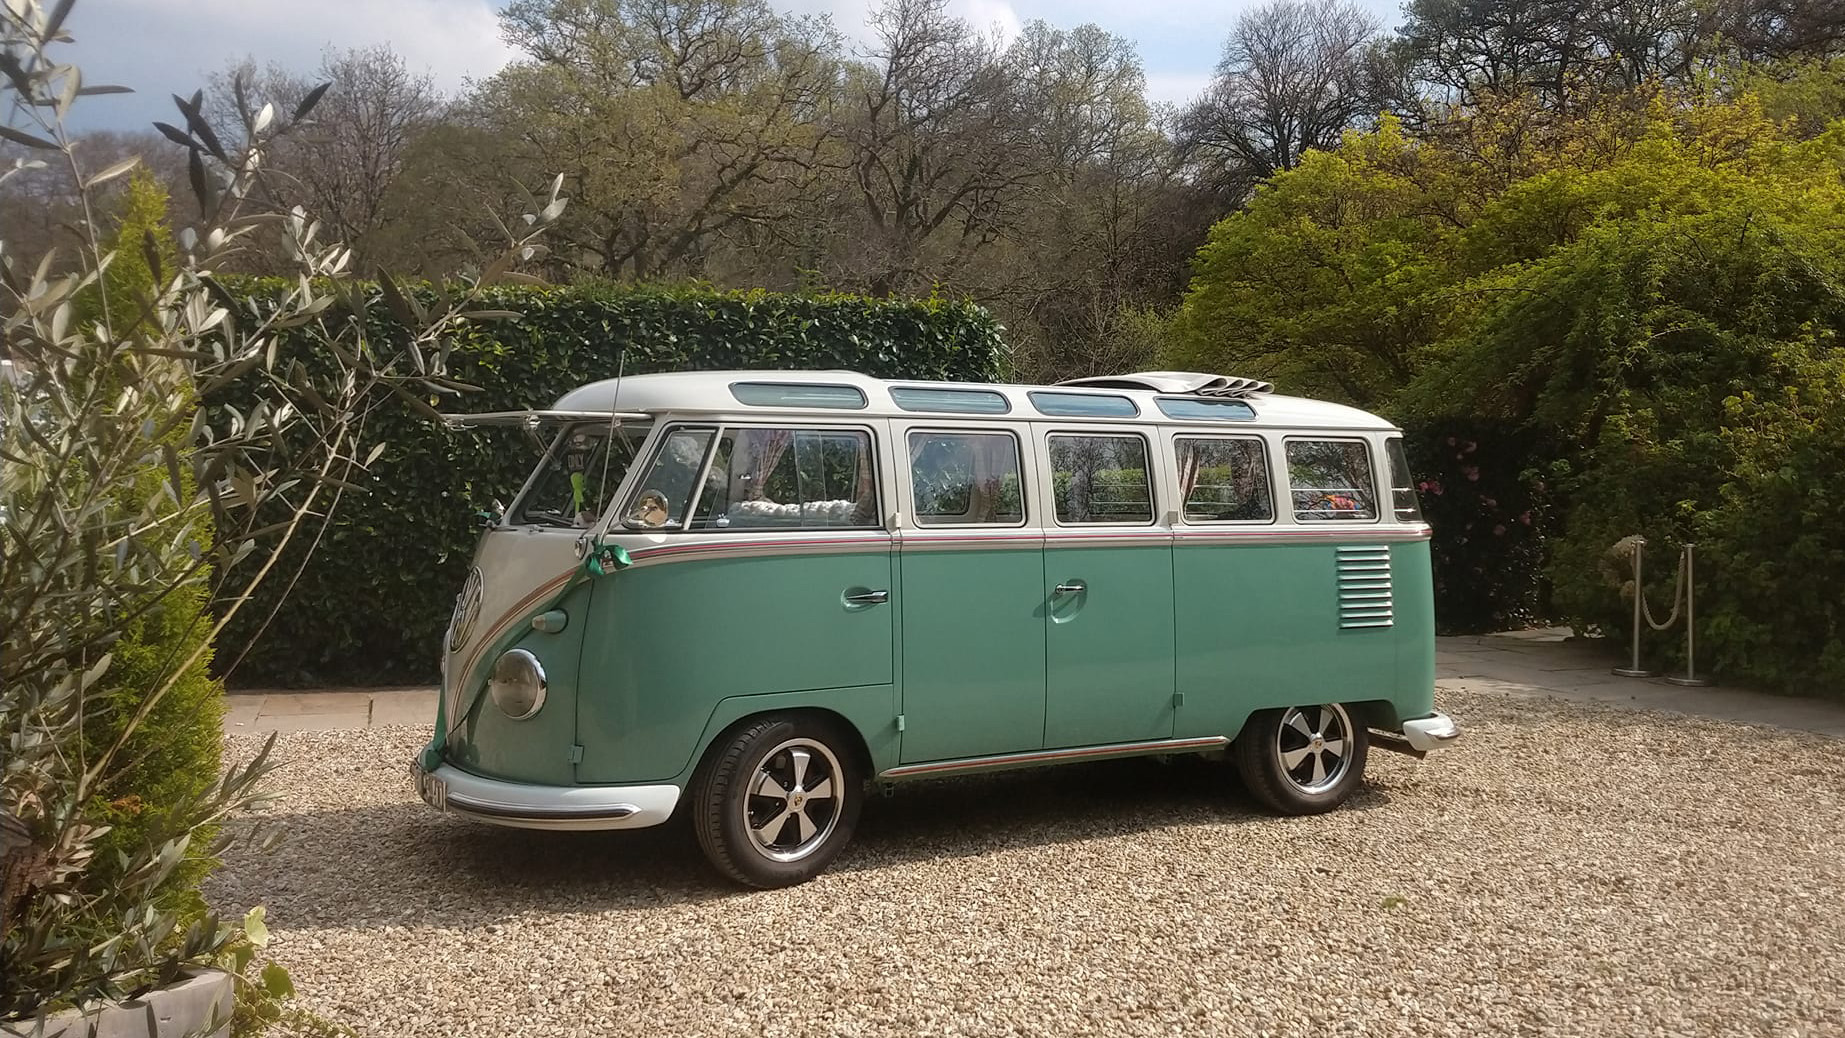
top-left (1385, 438), bottom-right (1423, 523)
top-left (1175, 437), bottom-right (1272, 522)
top-left (1285, 439), bottom-right (1377, 521)
top-left (908, 431), bottom-right (1025, 526)
top-left (1048, 434), bottom-right (1153, 525)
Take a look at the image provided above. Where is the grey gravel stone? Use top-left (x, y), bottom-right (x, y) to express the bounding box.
top-left (208, 690), bottom-right (1845, 1037)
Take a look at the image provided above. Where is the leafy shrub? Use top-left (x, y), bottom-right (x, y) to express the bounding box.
top-left (1401, 421), bottom-right (1555, 633)
top-left (214, 284), bottom-right (1006, 686)
top-left (2, 4), bottom-right (569, 1018)
top-left (62, 164), bottom-right (230, 920)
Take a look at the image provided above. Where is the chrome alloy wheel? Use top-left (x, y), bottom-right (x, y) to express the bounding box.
top-left (1275, 703), bottom-right (1356, 795)
top-left (742, 739), bottom-right (843, 863)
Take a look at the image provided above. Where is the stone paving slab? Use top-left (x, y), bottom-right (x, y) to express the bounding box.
top-left (218, 631), bottom-right (1845, 739)
top-left (223, 688), bottom-right (435, 734)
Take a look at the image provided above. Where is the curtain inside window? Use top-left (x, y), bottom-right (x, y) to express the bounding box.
top-left (730, 428), bottom-right (792, 502)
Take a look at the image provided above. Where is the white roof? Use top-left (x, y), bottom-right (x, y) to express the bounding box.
top-left (544, 370), bottom-right (1396, 432)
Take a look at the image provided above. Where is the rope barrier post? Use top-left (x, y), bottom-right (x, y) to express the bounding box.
top-left (1666, 543), bottom-right (1713, 687)
top-left (1613, 536), bottom-right (1658, 678)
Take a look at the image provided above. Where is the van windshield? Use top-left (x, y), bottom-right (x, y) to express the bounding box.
top-left (512, 423), bottom-right (649, 528)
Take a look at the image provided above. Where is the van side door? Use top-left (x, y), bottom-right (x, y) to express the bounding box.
top-left (893, 423), bottom-right (1047, 763)
top-left (1039, 425), bottom-right (1177, 747)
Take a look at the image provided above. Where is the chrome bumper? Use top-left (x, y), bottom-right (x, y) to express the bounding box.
top-left (412, 759), bottom-right (680, 832)
top-left (1401, 712), bottom-right (1460, 752)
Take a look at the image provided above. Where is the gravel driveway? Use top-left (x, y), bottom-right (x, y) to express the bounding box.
top-left (209, 690), bottom-right (1845, 1037)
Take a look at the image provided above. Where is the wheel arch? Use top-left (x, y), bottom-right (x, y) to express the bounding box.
top-left (678, 687), bottom-right (895, 791)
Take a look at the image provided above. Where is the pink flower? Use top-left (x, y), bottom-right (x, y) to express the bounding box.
top-left (1520, 511), bottom-right (1533, 525)
top-left (1493, 524), bottom-right (1507, 536)
top-left (1446, 437), bottom-right (1457, 446)
top-left (1462, 465), bottom-right (1480, 482)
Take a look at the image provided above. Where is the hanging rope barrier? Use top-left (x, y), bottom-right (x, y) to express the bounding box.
top-left (1607, 536), bottom-right (1712, 686)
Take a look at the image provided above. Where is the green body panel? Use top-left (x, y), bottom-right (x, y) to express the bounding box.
top-left (574, 548), bottom-right (893, 784)
top-left (449, 582), bottom-right (593, 784)
top-left (670, 684), bottom-right (902, 786)
top-left (1389, 542), bottom-right (1438, 722)
top-left (1043, 545), bottom-right (1176, 747)
top-left (896, 547), bottom-right (1047, 763)
top-left (1171, 539), bottom-right (1436, 740)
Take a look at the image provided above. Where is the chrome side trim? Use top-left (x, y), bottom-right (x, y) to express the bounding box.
top-left (1402, 712), bottom-right (1459, 751)
top-left (604, 523), bottom-right (1434, 568)
top-left (880, 735), bottom-right (1230, 780)
top-left (414, 761), bottom-right (681, 832)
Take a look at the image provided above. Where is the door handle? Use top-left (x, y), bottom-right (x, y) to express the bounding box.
top-left (1053, 583), bottom-right (1086, 595)
top-left (844, 589), bottom-right (890, 605)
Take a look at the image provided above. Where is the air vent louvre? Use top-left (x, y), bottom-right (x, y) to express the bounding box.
top-left (1336, 546), bottom-right (1393, 629)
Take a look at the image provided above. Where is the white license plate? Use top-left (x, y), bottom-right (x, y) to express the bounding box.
top-left (415, 768), bottom-right (448, 811)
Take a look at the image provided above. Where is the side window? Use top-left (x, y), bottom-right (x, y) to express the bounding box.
top-left (688, 427), bottom-right (879, 530)
top-left (1385, 437), bottom-right (1424, 523)
top-left (1175, 436), bottom-right (1273, 523)
top-left (1285, 439), bottom-right (1378, 521)
top-left (1048, 433), bottom-right (1153, 525)
top-left (908, 431), bottom-right (1025, 526)
top-left (623, 426), bottom-right (715, 529)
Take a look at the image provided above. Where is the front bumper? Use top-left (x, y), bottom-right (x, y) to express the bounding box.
top-left (412, 759), bottom-right (680, 832)
top-left (1401, 712), bottom-right (1460, 752)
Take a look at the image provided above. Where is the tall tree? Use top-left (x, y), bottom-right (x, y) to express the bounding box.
top-left (832, 0), bottom-right (1029, 296)
top-left (215, 46), bottom-right (445, 267)
top-left (1178, 0), bottom-right (1387, 201)
top-left (478, 0), bottom-right (841, 280)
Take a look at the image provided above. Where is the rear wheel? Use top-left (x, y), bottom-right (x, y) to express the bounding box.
top-left (1234, 702), bottom-right (1368, 815)
top-left (690, 715), bottom-right (862, 888)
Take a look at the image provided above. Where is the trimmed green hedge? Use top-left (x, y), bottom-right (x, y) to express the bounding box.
top-left (217, 284), bottom-right (1006, 687)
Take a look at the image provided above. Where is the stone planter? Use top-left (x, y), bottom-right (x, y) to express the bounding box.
top-left (1, 971), bottom-right (233, 1038)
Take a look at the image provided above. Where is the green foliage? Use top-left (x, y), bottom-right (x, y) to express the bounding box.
top-left (215, 283), bottom-right (1006, 686)
top-left (84, 580), bottom-right (227, 914)
top-left (4, 4), bottom-right (566, 1020)
top-left (1176, 92), bottom-right (1845, 691)
top-left (67, 165), bottom-right (229, 921)
top-left (217, 908), bottom-right (352, 1037)
top-left (1400, 421), bottom-right (1554, 633)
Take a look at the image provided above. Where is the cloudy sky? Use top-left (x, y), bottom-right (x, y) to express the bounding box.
top-left (65, 0), bottom-right (1403, 132)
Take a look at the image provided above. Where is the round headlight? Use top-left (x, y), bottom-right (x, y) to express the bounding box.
top-left (488, 649), bottom-right (547, 720)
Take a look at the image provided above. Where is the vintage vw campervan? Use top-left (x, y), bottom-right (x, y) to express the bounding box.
top-left (414, 370), bottom-right (1458, 887)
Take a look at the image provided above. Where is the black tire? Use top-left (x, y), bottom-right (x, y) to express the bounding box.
top-left (1233, 702), bottom-right (1369, 815)
top-left (690, 714), bottom-right (863, 888)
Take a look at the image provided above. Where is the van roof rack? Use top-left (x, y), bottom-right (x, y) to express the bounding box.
top-left (1054, 371), bottom-right (1274, 398)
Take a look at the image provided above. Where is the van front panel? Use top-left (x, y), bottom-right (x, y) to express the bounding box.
top-left (440, 526), bottom-right (588, 784)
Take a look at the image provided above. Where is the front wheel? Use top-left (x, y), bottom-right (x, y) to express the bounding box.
top-left (1234, 702), bottom-right (1369, 815)
top-left (690, 715), bottom-right (863, 888)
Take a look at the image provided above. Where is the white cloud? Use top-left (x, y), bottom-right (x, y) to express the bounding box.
top-left (952, 0), bottom-right (1024, 44)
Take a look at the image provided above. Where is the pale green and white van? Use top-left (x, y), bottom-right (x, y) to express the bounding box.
top-left (413, 370), bottom-right (1458, 887)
